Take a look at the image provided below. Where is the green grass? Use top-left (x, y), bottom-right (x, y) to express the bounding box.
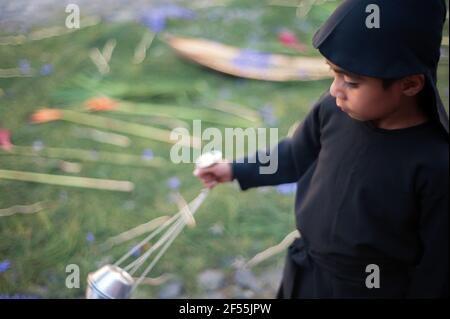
top-left (0, 1), bottom-right (448, 298)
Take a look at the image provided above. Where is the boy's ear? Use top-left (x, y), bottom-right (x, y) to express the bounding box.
top-left (400, 74), bottom-right (425, 96)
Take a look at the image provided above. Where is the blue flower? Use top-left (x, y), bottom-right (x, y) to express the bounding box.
top-left (0, 260), bottom-right (11, 273)
top-left (40, 64), bottom-right (53, 76)
top-left (86, 232), bottom-right (95, 243)
top-left (167, 176), bottom-right (181, 190)
top-left (232, 49), bottom-right (271, 69)
top-left (18, 59), bottom-right (31, 75)
top-left (142, 148), bottom-right (154, 161)
top-left (130, 245), bottom-right (141, 257)
top-left (141, 11), bottom-right (166, 33)
top-left (140, 5), bottom-right (195, 33)
top-left (275, 183), bottom-right (297, 195)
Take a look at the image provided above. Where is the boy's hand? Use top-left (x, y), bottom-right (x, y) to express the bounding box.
top-left (193, 160), bottom-right (233, 189)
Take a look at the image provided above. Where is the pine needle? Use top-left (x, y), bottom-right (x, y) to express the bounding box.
top-left (31, 108), bottom-right (200, 148)
top-left (245, 230), bottom-right (300, 268)
top-left (0, 169), bottom-right (134, 192)
top-left (1, 145), bottom-right (164, 168)
top-left (101, 216), bottom-right (171, 250)
top-left (0, 201), bottom-right (46, 217)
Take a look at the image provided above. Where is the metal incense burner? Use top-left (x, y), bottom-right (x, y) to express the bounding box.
top-left (86, 151), bottom-right (222, 299)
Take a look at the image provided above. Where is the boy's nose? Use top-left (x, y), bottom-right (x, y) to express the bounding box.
top-left (330, 79), bottom-right (346, 100)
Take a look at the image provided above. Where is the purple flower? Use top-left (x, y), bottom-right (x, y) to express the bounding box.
top-left (140, 5), bottom-right (195, 33)
top-left (39, 64), bottom-right (53, 76)
top-left (86, 232), bottom-right (95, 243)
top-left (141, 11), bottom-right (166, 33)
top-left (142, 148), bottom-right (154, 160)
top-left (0, 260), bottom-right (11, 273)
top-left (232, 49), bottom-right (271, 69)
top-left (167, 177), bottom-right (181, 190)
top-left (18, 59), bottom-right (31, 75)
top-left (275, 183), bottom-right (297, 195)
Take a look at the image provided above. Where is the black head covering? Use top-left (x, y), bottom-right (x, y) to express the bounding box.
top-left (313, 0), bottom-right (449, 136)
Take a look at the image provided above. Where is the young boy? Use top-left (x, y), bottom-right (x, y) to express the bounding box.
top-left (194, 0), bottom-right (448, 298)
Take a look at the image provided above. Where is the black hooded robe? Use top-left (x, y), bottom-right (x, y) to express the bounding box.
top-left (232, 0), bottom-right (449, 298)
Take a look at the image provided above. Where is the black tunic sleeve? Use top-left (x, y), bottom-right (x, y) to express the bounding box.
top-left (232, 95), bottom-right (323, 191)
top-left (407, 155), bottom-right (449, 298)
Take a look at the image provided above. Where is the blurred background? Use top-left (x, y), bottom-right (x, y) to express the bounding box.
top-left (0, 0), bottom-right (448, 299)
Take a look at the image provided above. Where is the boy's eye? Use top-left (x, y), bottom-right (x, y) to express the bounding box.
top-left (343, 77), bottom-right (359, 88)
top-left (344, 81), bottom-right (359, 88)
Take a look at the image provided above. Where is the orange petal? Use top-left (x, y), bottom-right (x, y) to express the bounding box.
top-left (85, 97), bottom-right (118, 111)
top-left (31, 108), bottom-right (63, 123)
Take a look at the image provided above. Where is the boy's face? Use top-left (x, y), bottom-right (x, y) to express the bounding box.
top-left (327, 61), bottom-right (403, 122)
